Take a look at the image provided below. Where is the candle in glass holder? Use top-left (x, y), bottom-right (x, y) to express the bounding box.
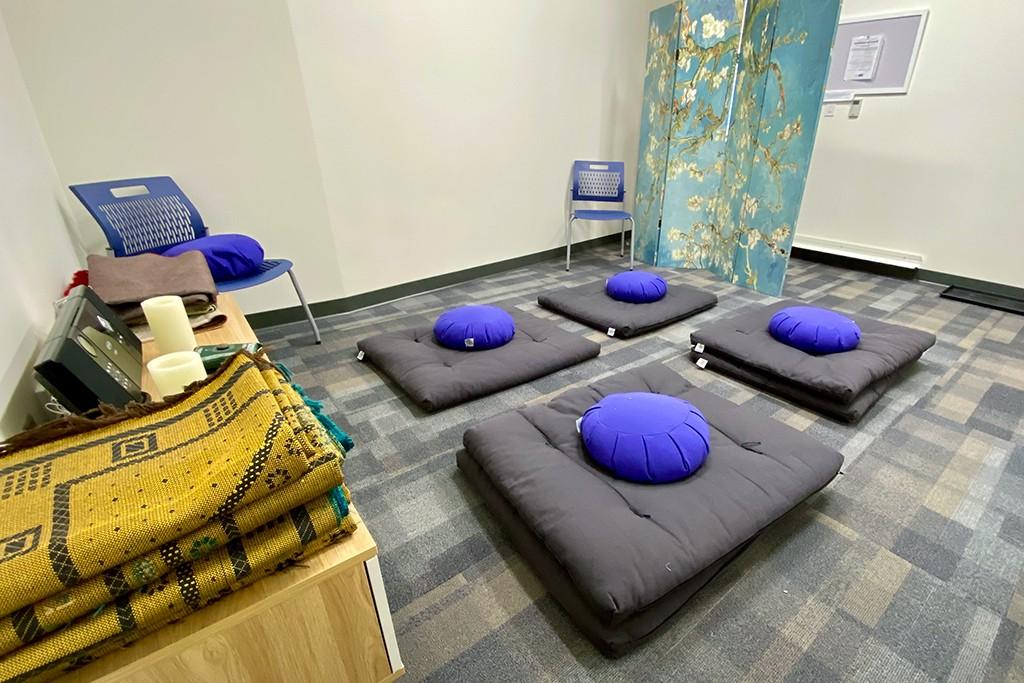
top-left (147, 351), bottom-right (207, 399)
top-left (141, 295), bottom-right (196, 354)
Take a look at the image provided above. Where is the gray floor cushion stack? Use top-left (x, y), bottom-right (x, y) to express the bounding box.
top-left (356, 308), bottom-right (601, 411)
top-left (538, 279), bottom-right (717, 338)
top-left (690, 299), bottom-right (937, 423)
top-left (459, 362), bottom-right (844, 655)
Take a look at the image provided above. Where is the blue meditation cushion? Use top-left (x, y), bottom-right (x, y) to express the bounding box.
top-left (606, 271), bottom-right (668, 304)
top-left (768, 306), bottom-right (861, 355)
top-left (162, 234), bottom-right (265, 281)
top-left (580, 392), bottom-right (710, 484)
top-left (434, 305), bottom-right (516, 351)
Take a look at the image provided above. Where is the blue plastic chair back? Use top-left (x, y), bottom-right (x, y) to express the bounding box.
top-left (571, 160), bottom-right (625, 203)
top-left (69, 176), bottom-right (207, 256)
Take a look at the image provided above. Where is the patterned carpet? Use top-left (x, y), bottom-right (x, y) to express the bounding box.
top-left (259, 246), bottom-right (1024, 682)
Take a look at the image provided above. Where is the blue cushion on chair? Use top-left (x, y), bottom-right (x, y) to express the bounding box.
top-left (606, 271), bottom-right (668, 304)
top-left (580, 392), bottom-right (710, 484)
top-left (163, 234), bottom-right (264, 281)
top-left (768, 306), bottom-right (861, 355)
top-left (434, 305), bottom-right (516, 351)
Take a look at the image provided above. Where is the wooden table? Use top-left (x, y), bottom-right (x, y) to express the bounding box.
top-left (69, 294), bottom-right (404, 683)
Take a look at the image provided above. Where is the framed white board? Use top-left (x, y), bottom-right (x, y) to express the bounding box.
top-left (824, 9), bottom-right (928, 101)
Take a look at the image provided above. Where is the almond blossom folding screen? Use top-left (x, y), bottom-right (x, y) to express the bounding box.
top-left (634, 0), bottom-right (841, 296)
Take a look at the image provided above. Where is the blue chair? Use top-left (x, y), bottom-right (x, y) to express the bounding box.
top-left (566, 160), bottom-right (634, 271)
top-left (69, 176), bottom-right (321, 343)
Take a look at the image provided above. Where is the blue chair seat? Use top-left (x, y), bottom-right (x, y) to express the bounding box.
top-left (215, 258), bottom-right (292, 292)
top-left (69, 176), bottom-right (321, 343)
top-left (572, 209), bottom-right (632, 221)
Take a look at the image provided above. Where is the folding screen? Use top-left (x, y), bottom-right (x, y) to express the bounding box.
top-left (634, 0), bottom-right (841, 296)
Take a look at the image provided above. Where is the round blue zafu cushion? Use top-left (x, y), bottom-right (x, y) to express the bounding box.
top-left (434, 305), bottom-right (515, 351)
top-left (768, 306), bottom-right (861, 355)
top-left (606, 271), bottom-right (668, 304)
top-left (162, 234), bottom-right (265, 281)
top-left (580, 392), bottom-right (710, 484)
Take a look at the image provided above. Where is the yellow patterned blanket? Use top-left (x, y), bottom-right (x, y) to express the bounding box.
top-left (0, 354), bottom-right (356, 681)
top-left (3, 490), bottom-right (355, 682)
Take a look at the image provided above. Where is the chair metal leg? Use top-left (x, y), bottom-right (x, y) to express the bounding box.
top-left (566, 217), bottom-right (577, 271)
top-left (620, 219), bottom-right (625, 257)
top-left (287, 267), bottom-right (321, 344)
top-left (627, 217), bottom-right (635, 271)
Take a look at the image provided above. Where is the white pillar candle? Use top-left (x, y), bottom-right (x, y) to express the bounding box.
top-left (141, 295), bottom-right (197, 354)
top-left (147, 351), bottom-right (208, 399)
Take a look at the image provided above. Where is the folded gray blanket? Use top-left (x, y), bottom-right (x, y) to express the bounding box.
top-left (87, 252), bottom-right (219, 325)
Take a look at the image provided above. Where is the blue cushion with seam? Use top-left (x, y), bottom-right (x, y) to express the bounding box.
top-left (768, 306), bottom-right (861, 355)
top-left (606, 271), bottom-right (668, 304)
top-left (580, 392), bottom-right (710, 484)
top-left (434, 305), bottom-right (516, 351)
top-left (162, 233), bottom-right (264, 281)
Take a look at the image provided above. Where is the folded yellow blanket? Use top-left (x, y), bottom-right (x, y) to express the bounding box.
top-left (1, 488), bottom-right (355, 683)
top-left (0, 354), bottom-right (326, 618)
top-left (0, 456), bottom-right (345, 657)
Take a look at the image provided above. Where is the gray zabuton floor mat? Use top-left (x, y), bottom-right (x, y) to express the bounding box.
top-left (538, 280), bottom-right (717, 338)
top-left (356, 308), bottom-right (601, 411)
top-left (459, 362), bottom-right (843, 655)
top-left (690, 300), bottom-right (936, 422)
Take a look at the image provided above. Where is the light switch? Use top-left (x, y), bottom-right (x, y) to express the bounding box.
top-left (823, 104), bottom-right (836, 117)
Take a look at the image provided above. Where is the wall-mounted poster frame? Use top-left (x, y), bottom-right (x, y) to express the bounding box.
top-left (824, 9), bottom-right (928, 102)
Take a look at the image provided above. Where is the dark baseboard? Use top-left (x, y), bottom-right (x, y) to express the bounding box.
top-left (252, 240), bottom-right (1023, 329)
top-left (247, 233), bottom-right (623, 329)
top-left (793, 246), bottom-right (1024, 313)
top-left (790, 246), bottom-right (917, 280)
top-left (918, 269), bottom-right (1024, 301)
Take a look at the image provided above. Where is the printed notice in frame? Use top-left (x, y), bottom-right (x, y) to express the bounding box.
top-left (845, 34), bottom-right (885, 81)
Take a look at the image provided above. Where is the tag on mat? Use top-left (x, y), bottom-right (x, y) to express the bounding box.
top-left (464, 338), bottom-right (475, 348)
top-left (694, 343), bottom-right (705, 353)
top-left (575, 417), bottom-right (582, 433)
top-left (696, 358), bottom-right (708, 369)
top-left (607, 327), bottom-right (616, 337)
top-left (356, 350), bottom-right (365, 361)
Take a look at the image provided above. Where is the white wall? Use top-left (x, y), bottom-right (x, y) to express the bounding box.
top-left (11, 0), bottom-right (1014, 307)
top-left (286, 0), bottom-right (661, 296)
top-left (3, 0), bottom-right (662, 311)
top-left (1, 0), bottom-right (343, 313)
top-left (0, 12), bottom-right (80, 437)
top-left (800, 0), bottom-right (1024, 289)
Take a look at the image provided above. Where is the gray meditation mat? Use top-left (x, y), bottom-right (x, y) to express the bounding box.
top-left (538, 280), bottom-right (717, 338)
top-left (459, 362), bottom-right (843, 655)
top-left (690, 299), bottom-right (937, 422)
top-left (356, 308), bottom-right (601, 412)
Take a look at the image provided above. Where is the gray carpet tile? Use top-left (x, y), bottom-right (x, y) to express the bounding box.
top-left (259, 247), bottom-right (1024, 681)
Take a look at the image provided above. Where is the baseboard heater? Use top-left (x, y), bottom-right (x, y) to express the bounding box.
top-left (792, 236), bottom-right (925, 270)
top-left (791, 237), bottom-right (921, 280)
top-left (939, 286), bottom-right (1024, 316)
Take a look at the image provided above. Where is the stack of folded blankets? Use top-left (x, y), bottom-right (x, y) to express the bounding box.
top-left (86, 251), bottom-right (226, 334)
top-left (0, 353), bottom-right (356, 682)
